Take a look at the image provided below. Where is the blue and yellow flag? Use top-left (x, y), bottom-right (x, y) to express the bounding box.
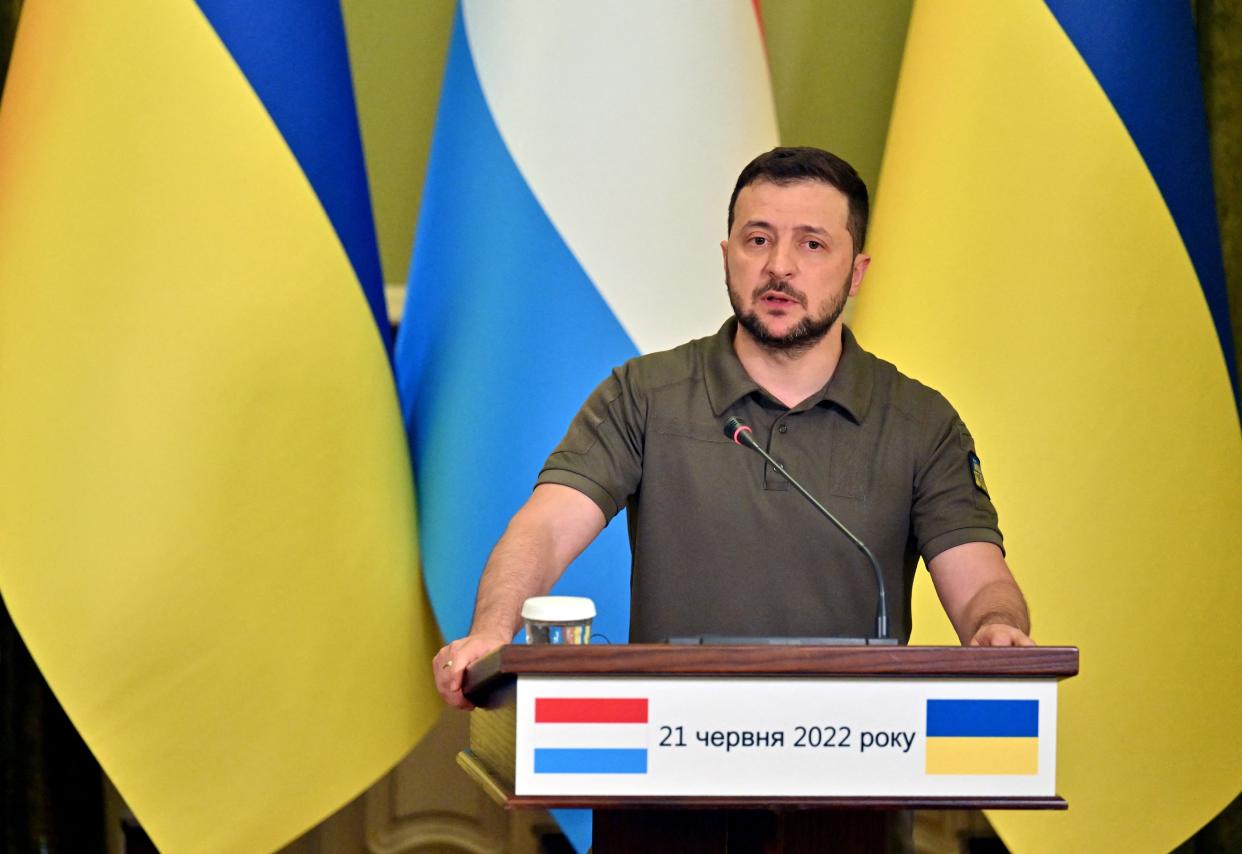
top-left (858, 2), bottom-right (1241, 851)
top-left (0, 1), bottom-right (438, 851)
top-left (925, 699), bottom-right (1039, 776)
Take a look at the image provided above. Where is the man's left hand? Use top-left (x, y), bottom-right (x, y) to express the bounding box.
top-left (969, 622), bottom-right (1034, 647)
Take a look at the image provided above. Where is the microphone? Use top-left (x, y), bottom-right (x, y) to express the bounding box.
top-left (723, 416), bottom-right (893, 642)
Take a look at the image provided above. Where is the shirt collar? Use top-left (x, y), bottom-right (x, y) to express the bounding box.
top-left (704, 318), bottom-right (874, 423)
top-left (704, 318), bottom-right (761, 416)
top-left (821, 325), bottom-right (874, 423)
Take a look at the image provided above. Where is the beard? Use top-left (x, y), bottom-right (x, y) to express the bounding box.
top-left (727, 269), bottom-right (850, 354)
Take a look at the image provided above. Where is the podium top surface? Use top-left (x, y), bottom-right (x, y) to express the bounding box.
top-left (463, 644), bottom-right (1078, 700)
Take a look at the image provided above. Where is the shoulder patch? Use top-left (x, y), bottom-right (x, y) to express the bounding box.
top-left (968, 451), bottom-right (989, 497)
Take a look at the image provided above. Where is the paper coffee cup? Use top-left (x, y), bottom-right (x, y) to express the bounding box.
top-left (521, 596), bottom-right (595, 644)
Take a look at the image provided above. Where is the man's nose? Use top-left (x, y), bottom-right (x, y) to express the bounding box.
top-left (764, 241), bottom-right (796, 279)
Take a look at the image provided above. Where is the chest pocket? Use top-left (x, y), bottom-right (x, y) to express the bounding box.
top-left (651, 419), bottom-right (733, 445)
top-left (767, 412), bottom-right (869, 501)
top-left (825, 417), bottom-right (868, 499)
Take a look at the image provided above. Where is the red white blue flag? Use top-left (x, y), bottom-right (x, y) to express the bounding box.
top-left (533, 698), bottom-right (650, 774)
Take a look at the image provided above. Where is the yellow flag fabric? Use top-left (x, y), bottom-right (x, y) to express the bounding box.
top-left (0, 2), bottom-right (439, 852)
top-left (858, 2), bottom-right (1241, 852)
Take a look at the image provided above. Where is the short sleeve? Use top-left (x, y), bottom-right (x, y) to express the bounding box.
top-left (535, 365), bottom-right (645, 521)
top-left (911, 404), bottom-right (1004, 562)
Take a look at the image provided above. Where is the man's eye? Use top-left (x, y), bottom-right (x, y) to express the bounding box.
top-left (806, 240), bottom-right (824, 250)
top-left (749, 236), bottom-right (768, 246)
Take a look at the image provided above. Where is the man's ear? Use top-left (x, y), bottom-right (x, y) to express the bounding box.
top-left (849, 253), bottom-right (871, 296)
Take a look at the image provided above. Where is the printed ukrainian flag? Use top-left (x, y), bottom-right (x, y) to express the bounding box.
top-left (0, 2), bottom-right (438, 852)
top-left (925, 699), bottom-right (1039, 776)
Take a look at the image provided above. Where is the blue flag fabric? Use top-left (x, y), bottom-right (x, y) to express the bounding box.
top-left (394, 3), bottom-right (778, 848)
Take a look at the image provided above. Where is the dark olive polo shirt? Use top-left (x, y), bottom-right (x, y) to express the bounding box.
top-left (536, 319), bottom-right (1003, 643)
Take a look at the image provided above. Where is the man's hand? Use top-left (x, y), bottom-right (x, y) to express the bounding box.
top-left (969, 621), bottom-right (1034, 647)
top-left (928, 542), bottom-right (1034, 646)
top-left (432, 485), bottom-right (607, 709)
top-left (433, 632), bottom-right (511, 710)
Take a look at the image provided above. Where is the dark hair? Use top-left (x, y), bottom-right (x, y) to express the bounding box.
top-left (727, 147), bottom-right (870, 253)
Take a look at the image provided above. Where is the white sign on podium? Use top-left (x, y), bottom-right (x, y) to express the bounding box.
top-left (514, 676), bottom-right (1057, 798)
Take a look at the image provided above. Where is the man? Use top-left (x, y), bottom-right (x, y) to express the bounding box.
top-left (434, 147), bottom-right (1031, 709)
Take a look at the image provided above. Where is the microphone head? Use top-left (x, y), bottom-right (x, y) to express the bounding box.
top-left (723, 416), bottom-right (752, 445)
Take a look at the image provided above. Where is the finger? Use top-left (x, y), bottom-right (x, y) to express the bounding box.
top-left (439, 655), bottom-right (471, 705)
top-left (988, 628), bottom-right (1030, 647)
top-left (447, 665), bottom-right (475, 710)
top-left (434, 637), bottom-right (492, 708)
top-left (434, 669), bottom-right (454, 701)
top-left (435, 641), bottom-right (465, 677)
top-left (433, 645), bottom-right (451, 669)
top-left (438, 678), bottom-right (472, 710)
top-left (433, 647), bottom-right (462, 700)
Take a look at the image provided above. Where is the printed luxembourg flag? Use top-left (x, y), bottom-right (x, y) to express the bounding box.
top-left (533, 698), bottom-right (651, 775)
top-left (925, 700), bottom-right (1039, 776)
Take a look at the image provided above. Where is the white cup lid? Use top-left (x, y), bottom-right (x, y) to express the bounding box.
top-left (521, 596), bottom-right (596, 622)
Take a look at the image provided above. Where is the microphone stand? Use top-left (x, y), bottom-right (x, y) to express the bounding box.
top-left (726, 417), bottom-right (893, 643)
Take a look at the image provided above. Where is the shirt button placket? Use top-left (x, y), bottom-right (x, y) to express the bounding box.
top-left (765, 418), bottom-right (790, 490)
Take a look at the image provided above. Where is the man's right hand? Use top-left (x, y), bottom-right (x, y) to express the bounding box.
top-left (432, 485), bottom-right (606, 709)
top-left (433, 633), bottom-right (511, 709)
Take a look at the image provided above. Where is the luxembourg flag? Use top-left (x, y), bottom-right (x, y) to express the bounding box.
top-left (533, 698), bottom-right (651, 775)
top-left (395, 2), bottom-right (778, 651)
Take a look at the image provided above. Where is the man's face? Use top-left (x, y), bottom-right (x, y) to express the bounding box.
top-left (722, 179), bottom-right (870, 352)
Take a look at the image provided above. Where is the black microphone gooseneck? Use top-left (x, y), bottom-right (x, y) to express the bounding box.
top-left (723, 415), bottom-right (891, 641)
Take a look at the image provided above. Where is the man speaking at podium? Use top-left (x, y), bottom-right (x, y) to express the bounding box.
top-left (433, 147), bottom-right (1032, 709)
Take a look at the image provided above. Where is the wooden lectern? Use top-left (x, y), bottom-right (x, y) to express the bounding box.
top-left (460, 645), bottom-right (1078, 853)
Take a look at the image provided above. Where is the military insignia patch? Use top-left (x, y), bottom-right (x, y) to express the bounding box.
top-left (968, 451), bottom-right (989, 496)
